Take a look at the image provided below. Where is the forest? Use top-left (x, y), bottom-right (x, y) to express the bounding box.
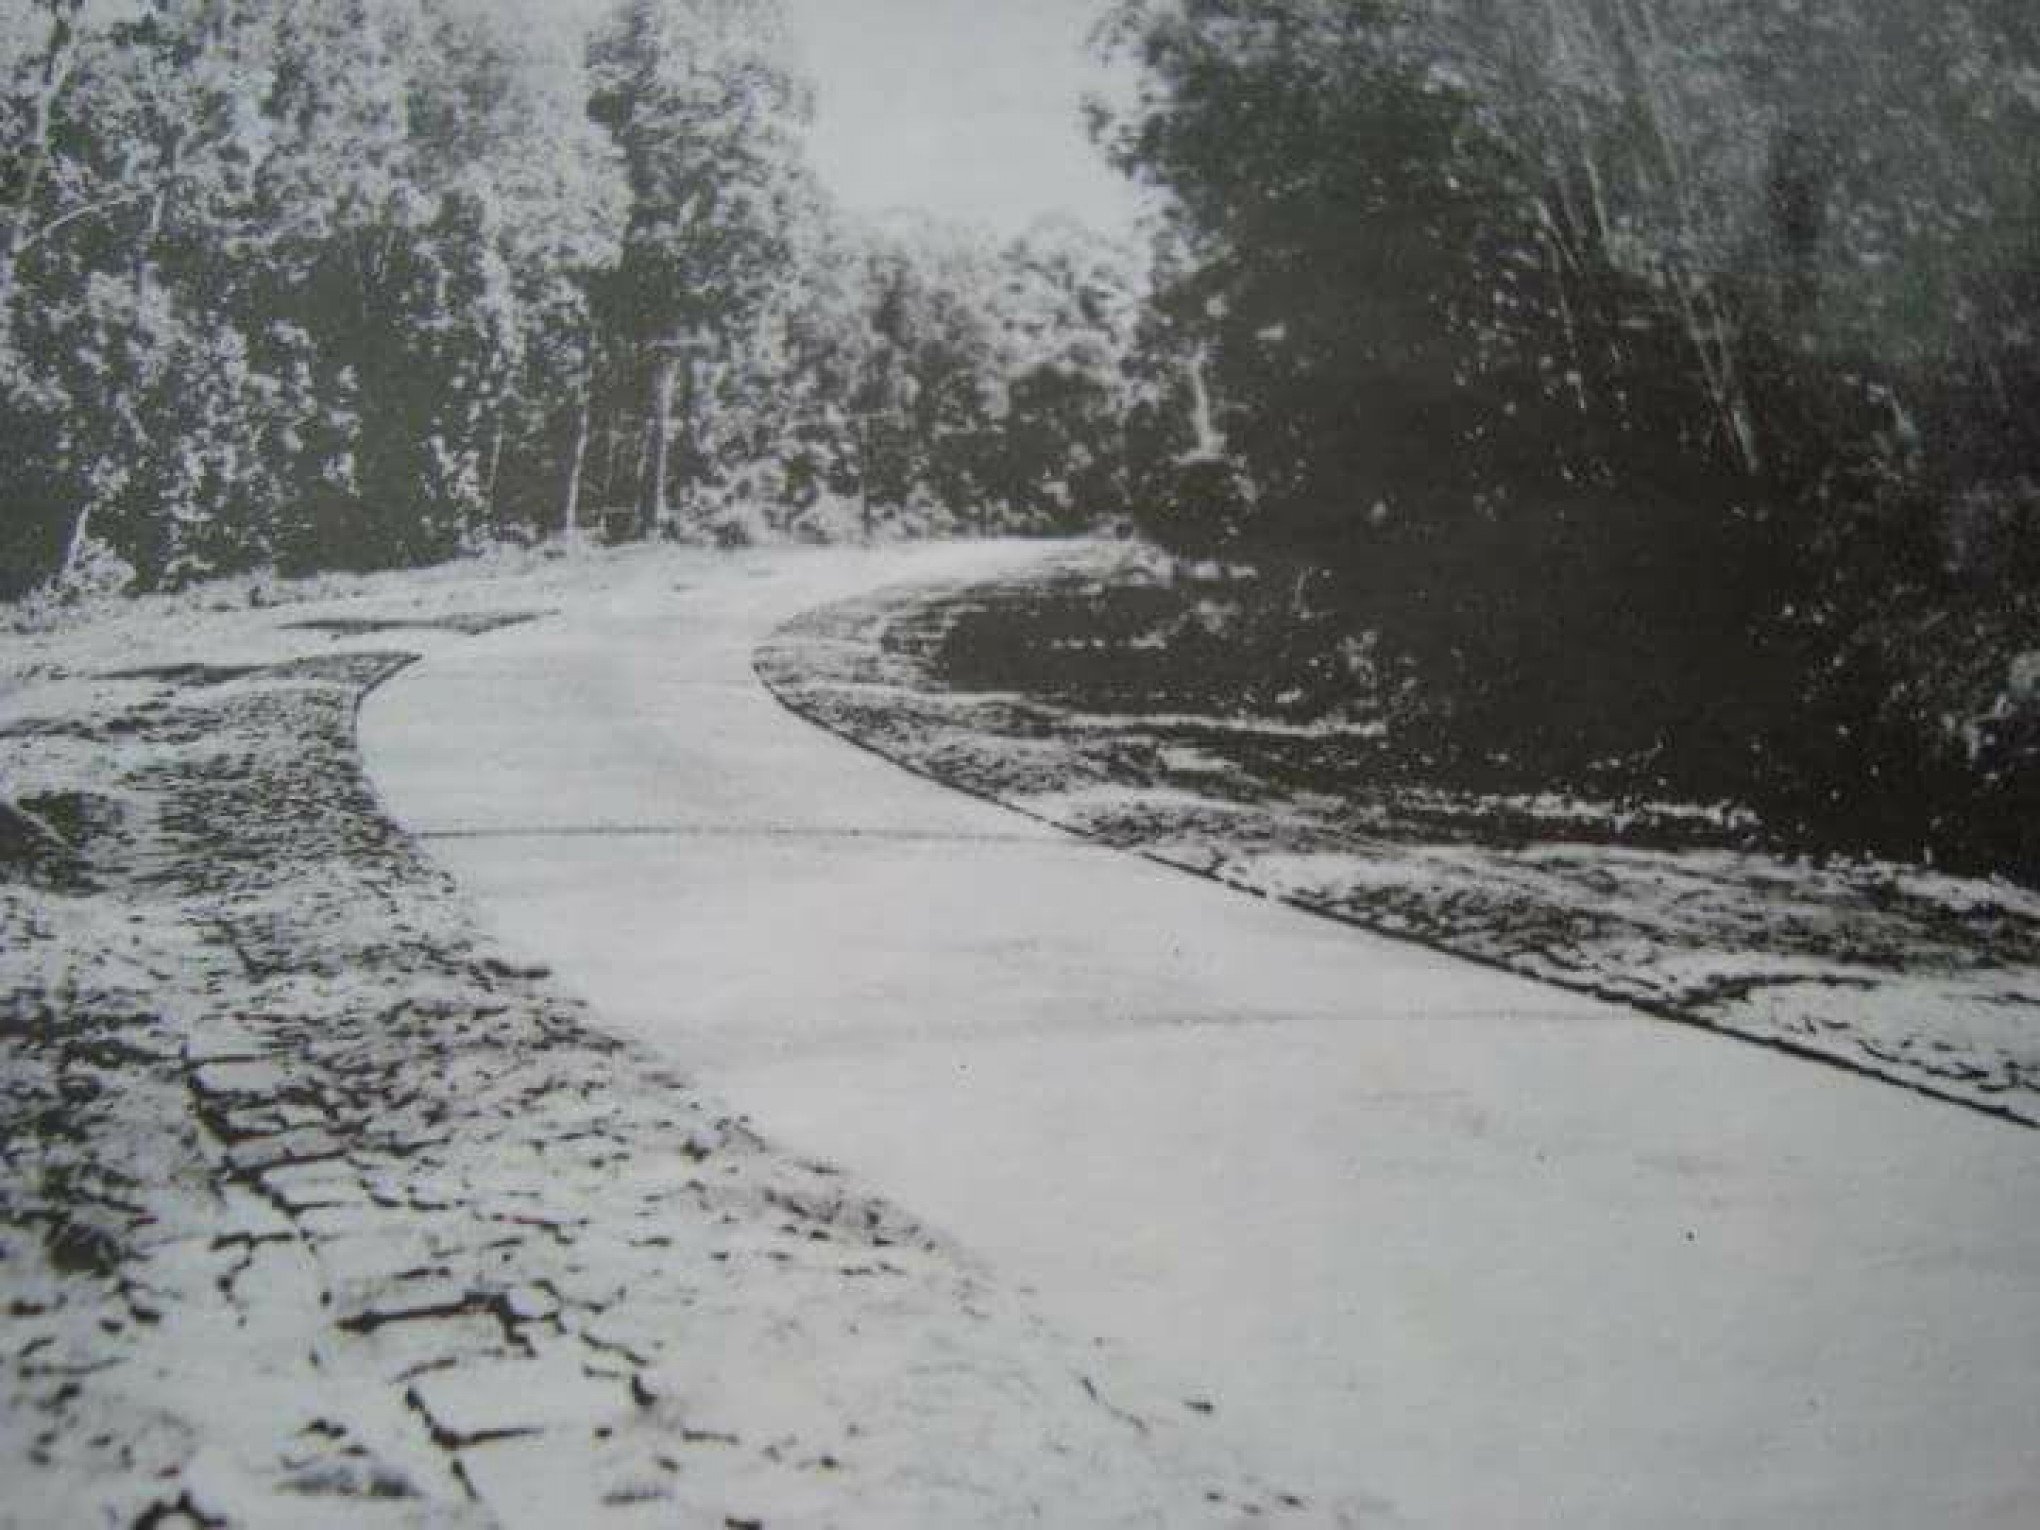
top-left (0, 0), bottom-right (1139, 595)
top-left (1094, 0), bottom-right (2040, 876)
top-left (6, 0), bottom-right (2040, 875)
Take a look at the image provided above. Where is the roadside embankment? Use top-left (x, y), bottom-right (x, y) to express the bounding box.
top-left (756, 542), bottom-right (2040, 1126)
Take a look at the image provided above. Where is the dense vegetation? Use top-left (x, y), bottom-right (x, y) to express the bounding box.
top-left (0, 0), bottom-right (1139, 597)
top-left (8, 0), bottom-right (2040, 877)
top-left (1093, 0), bottom-right (2040, 876)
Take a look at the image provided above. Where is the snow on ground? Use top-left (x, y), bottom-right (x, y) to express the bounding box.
top-left (0, 546), bottom-right (1310, 1527)
top-left (755, 545), bottom-right (2040, 1126)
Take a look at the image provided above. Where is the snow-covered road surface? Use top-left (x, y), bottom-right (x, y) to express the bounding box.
top-left (363, 540), bottom-right (2040, 1528)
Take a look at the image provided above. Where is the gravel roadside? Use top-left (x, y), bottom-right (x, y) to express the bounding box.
top-left (1, 550), bottom-right (1307, 1528)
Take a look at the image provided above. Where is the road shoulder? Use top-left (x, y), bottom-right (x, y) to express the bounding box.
top-left (1, 549), bottom-right (1309, 1527)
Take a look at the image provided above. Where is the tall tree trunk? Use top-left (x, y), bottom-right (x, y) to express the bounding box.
top-left (484, 409), bottom-right (506, 524)
top-left (600, 418), bottom-right (623, 507)
top-left (563, 388), bottom-right (592, 536)
top-left (1539, 215), bottom-right (1592, 417)
top-left (1186, 344), bottom-right (1225, 459)
top-left (1602, 0), bottom-right (1763, 475)
top-left (62, 504), bottom-right (93, 571)
top-left (856, 414), bottom-right (873, 539)
top-left (630, 407), bottom-right (653, 520)
top-left (641, 349), bottom-right (680, 538)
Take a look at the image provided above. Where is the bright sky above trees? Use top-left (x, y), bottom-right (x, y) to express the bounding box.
top-left (777, 0), bottom-right (1143, 237)
top-left (525, 0), bottom-right (1144, 236)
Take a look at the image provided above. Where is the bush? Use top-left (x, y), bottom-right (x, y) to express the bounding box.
top-left (1129, 457), bottom-right (1255, 561)
top-left (11, 528), bottom-right (137, 630)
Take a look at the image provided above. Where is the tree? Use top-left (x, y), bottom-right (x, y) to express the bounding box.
top-left (992, 217), bottom-right (1141, 529)
top-left (0, 0), bottom-right (632, 589)
top-left (588, 0), bottom-right (810, 536)
top-left (1092, 0), bottom-right (2040, 865)
top-left (1097, 0), bottom-right (1536, 562)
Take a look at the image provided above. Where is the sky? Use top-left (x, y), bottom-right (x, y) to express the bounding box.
top-left (778, 0), bottom-right (1145, 238)
top-left (50, 0), bottom-right (1146, 238)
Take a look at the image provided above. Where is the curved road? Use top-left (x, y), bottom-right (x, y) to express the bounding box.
top-left (363, 541), bottom-right (2040, 1528)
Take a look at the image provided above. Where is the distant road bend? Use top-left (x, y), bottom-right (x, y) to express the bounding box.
top-left (363, 540), bottom-right (2040, 1529)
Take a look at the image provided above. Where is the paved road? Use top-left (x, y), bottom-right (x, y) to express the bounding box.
top-left (363, 541), bottom-right (2040, 1528)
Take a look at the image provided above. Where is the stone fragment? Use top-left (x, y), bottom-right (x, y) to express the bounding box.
top-left (457, 1434), bottom-right (671, 1530)
top-left (409, 1356), bottom-right (629, 1444)
top-left (193, 1059), bottom-right (291, 1098)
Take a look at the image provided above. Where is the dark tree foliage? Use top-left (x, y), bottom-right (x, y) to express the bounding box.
top-left (1095, 0), bottom-right (2040, 875)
